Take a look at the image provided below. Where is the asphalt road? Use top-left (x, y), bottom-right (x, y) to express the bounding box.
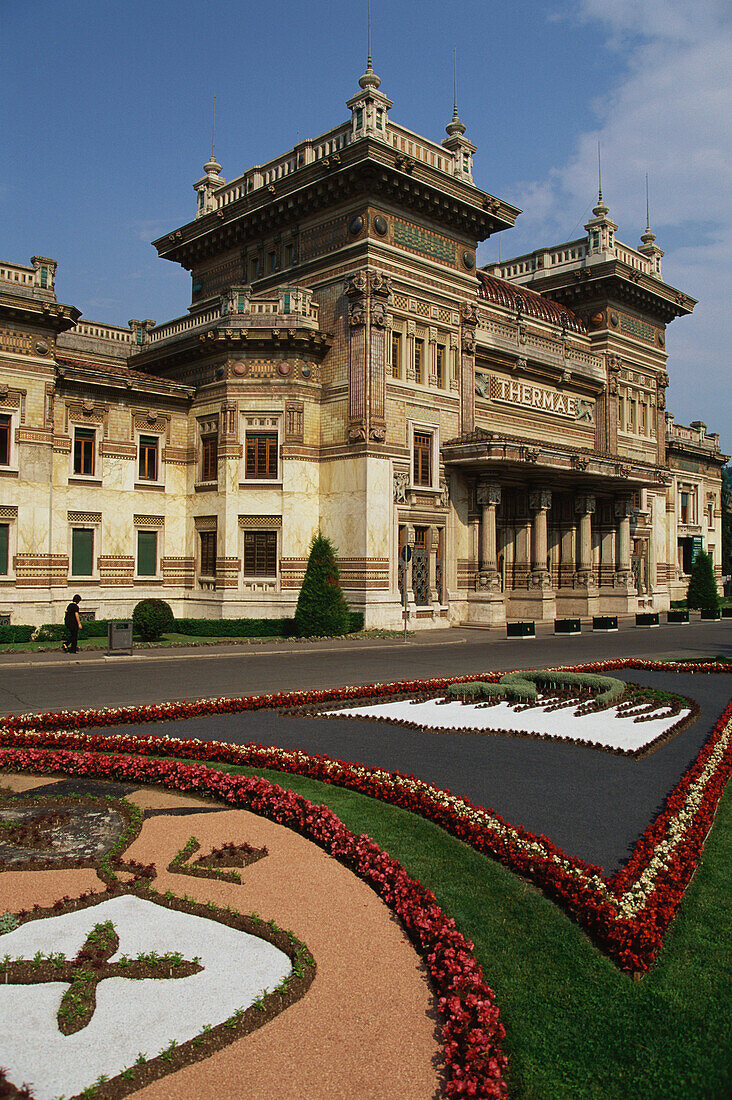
top-left (0, 619), bottom-right (729, 718)
top-left (1, 621), bottom-right (730, 876)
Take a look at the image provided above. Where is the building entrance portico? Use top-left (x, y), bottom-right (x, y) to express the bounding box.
top-left (443, 429), bottom-right (663, 623)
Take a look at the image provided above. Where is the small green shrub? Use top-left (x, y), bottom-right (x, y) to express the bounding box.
top-left (294, 532), bottom-right (350, 638)
top-left (348, 611), bottom-right (365, 633)
top-left (0, 911), bottom-right (19, 934)
top-left (133, 599), bottom-right (174, 641)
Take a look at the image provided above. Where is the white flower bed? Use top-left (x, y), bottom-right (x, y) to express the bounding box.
top-left (0, 894), bottom-right (291, 1100)
top-left (325, 697), bottom-right (692, 753)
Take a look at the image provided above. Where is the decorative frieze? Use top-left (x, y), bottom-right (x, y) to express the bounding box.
top-left (68, 510), bottom-right (101, 524)
top-left (238, 515), bottom-right (282, 529)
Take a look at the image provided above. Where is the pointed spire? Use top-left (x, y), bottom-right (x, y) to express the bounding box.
top-left (359, 0), bottom-right (381, 89)
top-left (203, 93), bottom-right (222, 178)
top-left (593, 142), bottom-right (609, 217)
top-left (640, 172), bottom-right (656, 245)
top-left (446, 47), bottom-right (466, 136)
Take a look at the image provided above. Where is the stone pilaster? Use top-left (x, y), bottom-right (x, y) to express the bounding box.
top-left (459, 304), bottom-right (477, 435)
top-left (345, 271), bottom-right (368, 443)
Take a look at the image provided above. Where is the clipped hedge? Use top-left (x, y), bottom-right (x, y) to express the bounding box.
top-left (0, 624), bottom-right (34, 644)
top-left (173, 618), bottom-right (297, 638)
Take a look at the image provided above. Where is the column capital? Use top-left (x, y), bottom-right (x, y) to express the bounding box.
top-left (575, 492), bottom-right (596, 515)
top-left (476, 482), bottom-right (501, 507)
top-left (529, 488), bottom-right (552, 512)
top-left (614, 496), bottom-right (634, 519)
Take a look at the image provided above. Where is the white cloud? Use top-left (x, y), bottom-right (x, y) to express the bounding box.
top-left (520, 1), bottom-right (732, 452)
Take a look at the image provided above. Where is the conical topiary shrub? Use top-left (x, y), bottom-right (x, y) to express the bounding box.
top-left (294, 532), bottom-right (350, 637)
top-left (686, 549), bottom-right (720, 610)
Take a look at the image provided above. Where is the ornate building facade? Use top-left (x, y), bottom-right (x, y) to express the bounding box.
top-left (0, 63), bottom-right (727, 627)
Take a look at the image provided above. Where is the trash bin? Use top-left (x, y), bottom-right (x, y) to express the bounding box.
top-left (107, 620), bottom-right (133, 656)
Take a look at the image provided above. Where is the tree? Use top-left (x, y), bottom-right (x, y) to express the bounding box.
top-left (685, 549), bottom-right (720, 610)
top-left (294, 532), bottom-right (350, 637)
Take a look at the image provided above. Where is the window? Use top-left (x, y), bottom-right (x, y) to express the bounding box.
top-left (391, 332), bottom-right (401, 379)
top-left (138, 435), bottom-right (159, 481)
top-left (0, 415), bottom-right (10, 465)
top-left (436, 344), bottom-right (445, 387)
top-left (201, 434), bottom-right (218, 482)
top-left (413, 430), bottom-right (432, 487)
top-left (286, 243), bottom-right (295, 266)
top-left (71, 528), bottom-right (94, 577)
top-left (245, 432), bottom-right (278, 479)
top-left (680, 491), bottom-right (690, 525)
top-left (250, 257), bottom-right (260, 280)
top-left (268, 251), bottom-right (277, 273)
top-left (707, 502), bottom-right (714, 528)
top-left (136, 530), bottom-right (157, 577)
top-left (0, 523), bottom-right (8, 575)
top-left (73, 428), bottom-right (95, 476)
top-left (199, 531), bottom-right (217, 577)
top-left (414, 339), bottom-right (424, 384)
top-left (243, 530), bottom-right (277, 577)
top-left (355, 107), bottom-right (363, 129)
top-left (376, 108), bottom-right (383, 130)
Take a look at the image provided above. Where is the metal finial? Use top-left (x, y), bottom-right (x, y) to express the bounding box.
top-left (597, 141), bottom-right (602, 202)
top-left (453, 48), bottom-right (458, 119)
top-left (367, 0), bottom-right (372, 71)
top-left (211, 95), bottom-right (216, 159)
top-left (645, 172), bottom-right (650, 230)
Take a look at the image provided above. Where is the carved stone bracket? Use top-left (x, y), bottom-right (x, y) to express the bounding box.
top-left (528, 570), bottom-right (552, 591)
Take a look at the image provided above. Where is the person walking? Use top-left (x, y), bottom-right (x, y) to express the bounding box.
top-left (63, 594), bottom-right (82, 653)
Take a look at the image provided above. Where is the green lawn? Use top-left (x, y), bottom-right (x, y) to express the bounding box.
top-left (204, 760), bottom-right (732, 1099)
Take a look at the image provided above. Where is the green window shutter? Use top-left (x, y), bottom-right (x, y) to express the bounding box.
top-left (137, 530), bottom-right (157, 576)
top-left (40, 266), bottom-right (47, 288)
top-left (284, 293), bottom-right (290, 314)
top-left (0, 524), bottom-right (8, 575)
top-left (71, 528), bottom-right (93, 576)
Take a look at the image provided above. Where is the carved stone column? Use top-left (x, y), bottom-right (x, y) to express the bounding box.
top-left (529, 489), bottom-right (552, 589)
top-left (476, 482), bottom-right (501, 590)
top-left (614, 496), bottom-right (633, 586)
top-left (460, 304), bottom-right (477, 435)
top-left (575, 493), bottom-right (597, 589)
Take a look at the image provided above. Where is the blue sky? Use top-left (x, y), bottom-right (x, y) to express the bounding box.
top-left (2, 0), bottom-right (730, 454)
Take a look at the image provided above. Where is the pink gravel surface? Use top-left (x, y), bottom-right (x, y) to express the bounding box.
top-left (128, 808), bottom-right (442, 1100)
top-left (0, 782), bottom-right (442, 1100)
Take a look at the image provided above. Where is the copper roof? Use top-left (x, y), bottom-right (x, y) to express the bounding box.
top-left (476, 271), bottom-right (587, 335)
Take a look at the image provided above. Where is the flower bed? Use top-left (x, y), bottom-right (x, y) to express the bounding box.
top-left (0, 752), bottom-right (508, 1100)
top-left (0, 659), bottom-right (730, 980)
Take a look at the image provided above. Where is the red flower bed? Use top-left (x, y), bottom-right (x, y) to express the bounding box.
top-left (1, 658), bottom-right (730, 976)
top-left (0, 746), bottom-right (507, 1099)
